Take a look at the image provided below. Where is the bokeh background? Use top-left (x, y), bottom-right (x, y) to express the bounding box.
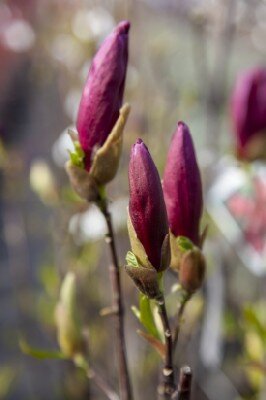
top-left (0, 0), bottom-right (265, 399)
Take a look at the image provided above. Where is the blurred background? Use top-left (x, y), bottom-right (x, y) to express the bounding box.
top-left (0, 0), bottom-right (265, 399)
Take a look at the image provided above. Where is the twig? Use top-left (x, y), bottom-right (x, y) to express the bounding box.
top-left (100, 198), bottom-right (133, 400)
top-left (88, 368), bottom-right (120, 400)
top-left (157, 296), bottom-right (176, 399)
top-left (175, 366), bottom-right (192, 400)
top-left (172, 293), bottom-right (190, 352)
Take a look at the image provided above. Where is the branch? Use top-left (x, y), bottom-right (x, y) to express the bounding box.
top-left (88, 368), bottom-right (120, 400)
top-left (157, 296), bottom-right (176, 399)
top-left (177, 366), bottom-right (192, 400)
top-left (100, 199), bottom-right (133, 400)
top-left (172, 293), bottom-right (191, 353)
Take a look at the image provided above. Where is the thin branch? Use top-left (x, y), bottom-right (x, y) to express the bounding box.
top-left (177, 366), bottom-right (192, 400)
top-left (88, 368), bottom-right (120, 400)
top-left (172, 293), bottom-right (190, 352)
top-left (100, 199), bottom-right (133, 400)
top-left (157, 296), bottom-right (176, 399)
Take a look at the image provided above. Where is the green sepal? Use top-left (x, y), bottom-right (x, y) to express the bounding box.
top-left (69, 141), bottom-right (85, 169)
top-left (177, 236), bottom-right (195, 252)
top-left (20, 339), bottom-right (66, 360)
top-left (126, 251), bottom-right (139, 268)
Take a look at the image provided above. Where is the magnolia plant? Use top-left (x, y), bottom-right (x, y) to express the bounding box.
top-left (22, 20), bottom-right (208, 400)
top-left (231, 66), bottom-right (266, 161)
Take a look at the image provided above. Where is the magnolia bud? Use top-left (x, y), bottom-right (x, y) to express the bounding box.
top-left (163, 122), bottom-right (203, 247)
top-left (55, 273), bottom-right (85, 358)
top-left (66, 104), bottom-right (130, 201)
top-left (77, 21), bottom-right (130, 171)
top-left (179, 249), bottom-right (206, 294)
top-left (128, 139), bottom-right (169, 271)
top-left (231, 67), bottom-right (266, 161)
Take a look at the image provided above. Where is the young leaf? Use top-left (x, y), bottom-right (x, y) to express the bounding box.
top-left (139, 294), bottom-right (161, 340)
top-left (20, 339), bottom-right (66, 360)
top-left (137, 330), bottom-right (165, 359)
top-left (243, 306), bottom-right (266, 343)
top-left (131, 305), bottom-right (141, 320)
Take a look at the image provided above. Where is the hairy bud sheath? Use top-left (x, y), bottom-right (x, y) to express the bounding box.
top-left (77, 21), bottom-right (130, 171)
top-left (231, 67), bottom-right (266, 160)
top-left (163, 122), bottom-right (203, 246)
top-left (179, 249), bottom-right (206, 293)
top-left (128, 139), bottom-right (169, 270)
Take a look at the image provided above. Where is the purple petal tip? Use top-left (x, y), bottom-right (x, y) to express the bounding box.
top-left (117, 20), bottom-right (130, 34)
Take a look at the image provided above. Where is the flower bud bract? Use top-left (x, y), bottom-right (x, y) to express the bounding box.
top-left (179, 249), bottom-right (206, 294)
top-left (163, 122), bottom-right (203, 247)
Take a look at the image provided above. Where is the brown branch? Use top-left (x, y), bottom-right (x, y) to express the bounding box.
top-left (88, 368), bottom-right (120, 400)
top-left (177, 366), bottom-right (192, 400)
top-left (100, 199), bottom-right (133, 400)
top-left (157, 297), bottom-right (176, 399)
top-left (172, 293), bottom-right (190, 352)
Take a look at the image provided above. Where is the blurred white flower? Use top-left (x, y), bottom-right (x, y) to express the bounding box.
top-left (71, 7), bottom-right (115, 43)
top-left (1, 19), bottom-right (35, 52)
top-left (52, 129), bottom-right (75, 167)
top-left (30, 158), bottom-right (57, 203)
top-left (251, 25), bottom-right (266, 54)
top-left (80, 60), bottom-right (91, 83)
top-left (64, 89), bottom-right (81, 121)
top-left (51, 34), bottom-right (83, 69)
top-left (69, 198), bottom-right (128, 244)
top-left (126, 66), bottom-right (139, 91)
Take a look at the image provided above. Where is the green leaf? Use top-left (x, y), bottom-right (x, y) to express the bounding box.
top-left (20, 339), bottom-right (67, 360)
top-left (131, 305), bottom-right (141, 320)
top-left (243, 306), bottom-right (266, 343)
top-left (137, 330), bottom-right (165, 359)
top-left (126, 251), bottom-right (139, 268)
top-left (139, 294), bottom-right (161, 340)
top-left (177, 236), bottom-right (194, 252)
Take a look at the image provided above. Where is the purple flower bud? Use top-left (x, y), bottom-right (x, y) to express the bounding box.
top-left (128, 139), bottom-right (168, 269)
top-left (231, 67), bottom-right (266, 160)
top-left (77, 21), bottom-right (130, 171)
top-left (163, 122), bottom-right (203, 246)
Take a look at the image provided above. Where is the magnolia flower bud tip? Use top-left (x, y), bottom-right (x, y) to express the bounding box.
top-left (177, 120), bottom-right (186, 128)
top-left (117, 20), bottom-right (130, 34)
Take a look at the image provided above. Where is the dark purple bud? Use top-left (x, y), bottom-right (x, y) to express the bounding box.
top-left (129, 139), bottom-right (168, 269)
top-left (163, 122), bottom-right (203, 246)
top-left (231, 67), bottom-right (266, 160)
top-left (77, 21), bottom-right (130, 171)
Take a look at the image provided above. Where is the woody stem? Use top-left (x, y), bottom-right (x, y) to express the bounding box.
top-left (172, 293), bottom-right (190, 353)
top-left (177, 366), bottom-right (192, 400)
top-left (157, 296), bottom-right (176, 399)
top-left (100, 198), bottom-right (133, 400)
